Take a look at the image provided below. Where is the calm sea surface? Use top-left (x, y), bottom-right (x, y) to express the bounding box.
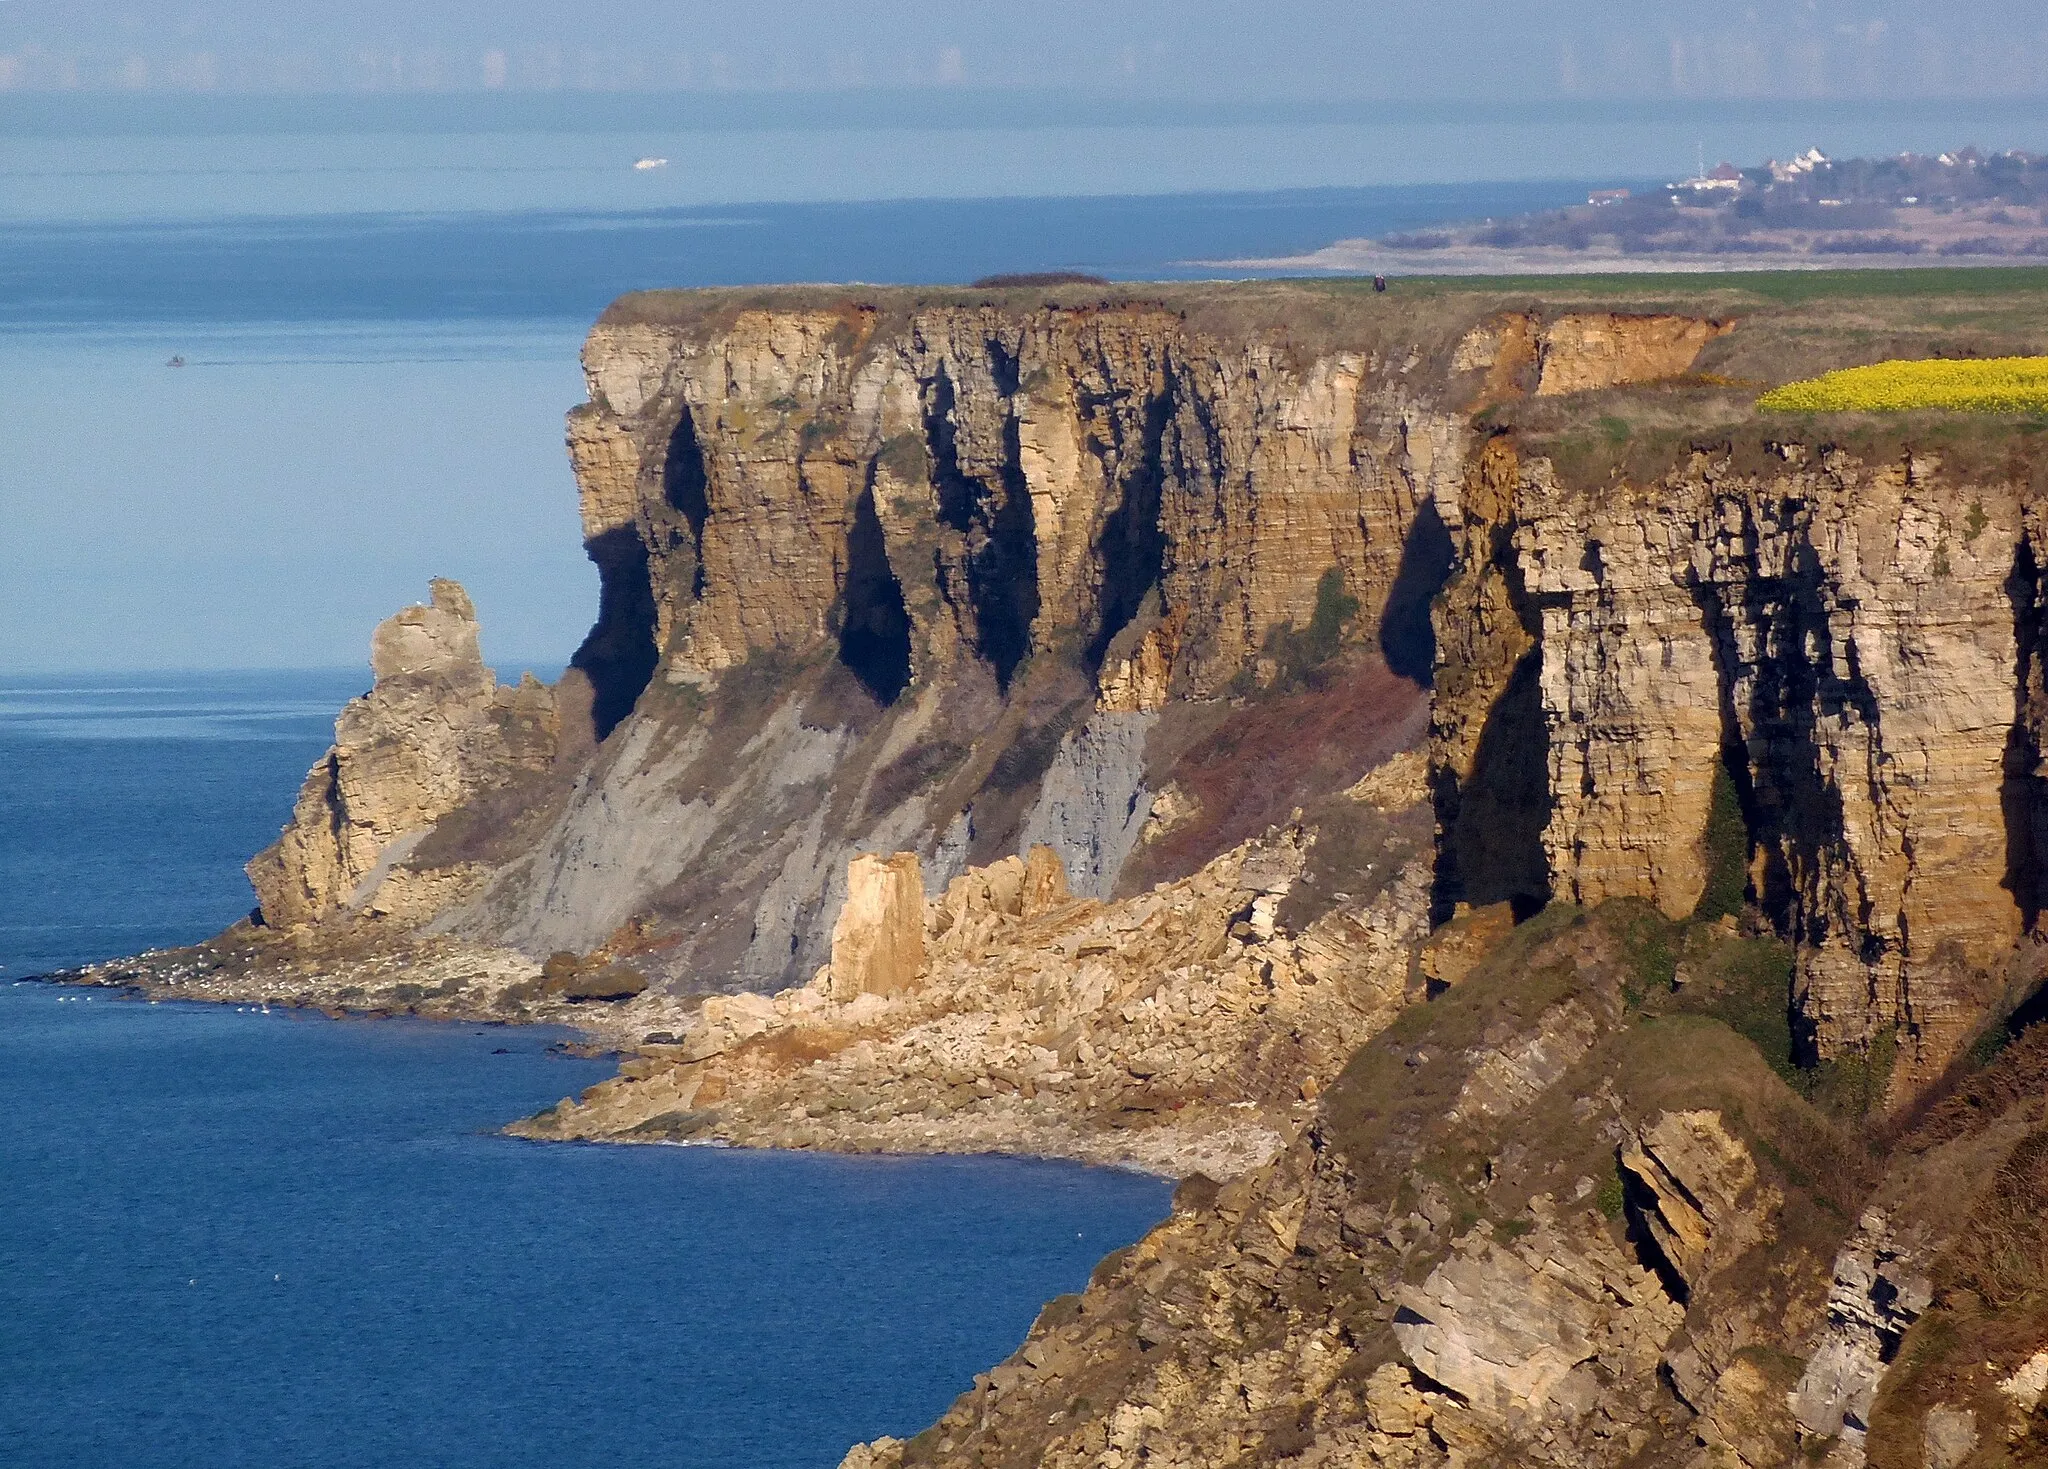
top-left (0, 675), bottom-right (1175, 1467)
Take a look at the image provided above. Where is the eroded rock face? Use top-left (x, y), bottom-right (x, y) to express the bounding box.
top-left (247, 580), bottom-right (557, 928)
top-left (1392, 1203), bottom-right (1683, 1428)
top-left (240, 289), bottom-right (2048, 1122)
top-left (568, 300), bottom-right (1471, 702)
top-left (1532, 312), bottom-right (1732, 396)
top-left (1619, 1108), bottom-right (1771, 1292)
top-left (1434, 438), bottom-right (2030, 1088)
top-left (1791, 1209), bottom-right (1935, 1455)
top-left (244, 288), bottom-right (1746, 1003)
top-left (1452, 309), bottom-right (1732, 408)
top-left (829, 907), bottom-right (1862, 1469)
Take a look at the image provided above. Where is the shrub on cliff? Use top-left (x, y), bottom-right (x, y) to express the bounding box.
top-left (1693, 764), bottom-right (1750, 923)
top-left (1260, 567), bottom-right (1361, 690)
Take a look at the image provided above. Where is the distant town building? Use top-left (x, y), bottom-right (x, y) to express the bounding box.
top-left (1668, 163), bottom-right (1742, 199)
top-left (1587, 188), bottom-right (1631, 206)
top-left (1767, 147), bottom-right (1829, 182)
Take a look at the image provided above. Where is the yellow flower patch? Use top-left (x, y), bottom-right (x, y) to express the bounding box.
top-left (1757, 356), bottom-right (2048, 413)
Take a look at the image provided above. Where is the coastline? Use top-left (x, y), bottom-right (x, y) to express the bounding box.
top-left (48, 908), bottom-right (1322, 1181)
top-left (51, 931), bottom-right (671, 1051)
top-left (1210, 241), bottom-right (2043, 275)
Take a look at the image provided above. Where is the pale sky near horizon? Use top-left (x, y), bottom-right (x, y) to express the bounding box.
top-left (4, 1), bottom-right (2048, 101)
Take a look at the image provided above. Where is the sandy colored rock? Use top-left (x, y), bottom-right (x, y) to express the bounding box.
top-left (1393, 1213), bottom-right (1682, 1428)
top-left (516, 815), bottom-right (1432, 1177)
top-left (829, 852), bottom-right (926, 1002)
top-left (246, 579), bottom-right (557, 928)
top-left (1533, 312), bottom-right (1731, 396)
top-left (1434, 436), bottom-right (2032, 1089)
top-left (1420, 902), bottom-right (1516, 988)
top-left (1922, 1407), bottom-right (1979, 1469)
top-left (1618, 1109), bottom-right (1768, 1292)
top-left (1018, 844), bottom-right (1070, 916)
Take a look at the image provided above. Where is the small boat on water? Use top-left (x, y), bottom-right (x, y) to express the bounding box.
top-left (633, 157), bottom-right (669, 171)
top-left (166, 355), bottom-right (185, 367)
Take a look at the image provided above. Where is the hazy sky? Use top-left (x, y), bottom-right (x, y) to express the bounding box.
top-left (5, 2), bottom-right (2048, 100)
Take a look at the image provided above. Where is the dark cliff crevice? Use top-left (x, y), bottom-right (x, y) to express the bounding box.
top-left (1691, 492), bottom-right (1906, 1063)
top-left (838, 476), bottom-right (913, 704)
top-left (1433, 508), bottom-right (1553, 923)
top-left (927, 363), bottom-right (978, 537)
top-left (1378, 497), bottom-right (1454, 685)
top-left (663, 404), bottom-right (711, 602)
top-left (2002, 534), bottom-right (2048, 932)
top-left (1689, 574), bottom-right (1766, 921)
top-left (1702, 500), bottom-right (1834, 942)
top-left (570, 526), bottom-right (659, 741)
top-left (986, 337), bottom-right (1022, 398)
top-left (979, 414), bottom-right (1040, 692)
top-left (1086, 378), bottom-right (1173, 670)
top-left (1437, 646), bottom-right (1553, 922)
top-left (923, 359), bottom-right (1039, 693)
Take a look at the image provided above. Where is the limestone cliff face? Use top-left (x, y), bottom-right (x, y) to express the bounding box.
top-left (262, 288), bottom-right (1506, 987)
top-left (567, 298), bottom-right (1462, 701)
top-left (420, 293), bottom-right (1721, 988)
top-left (1433, 437), bottom-right (2029, 1088)
top-left (246, 579), bottom-right (558, 928)
top-left (246, 287), bottom-right (2047, 1108)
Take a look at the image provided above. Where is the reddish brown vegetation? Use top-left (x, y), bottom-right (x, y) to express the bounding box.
top-left (1118, 654), bottom-right (1429, 895)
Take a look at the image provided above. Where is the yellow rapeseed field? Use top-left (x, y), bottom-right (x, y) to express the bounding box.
top-left (1758, 356), bottom-right (2048, 413)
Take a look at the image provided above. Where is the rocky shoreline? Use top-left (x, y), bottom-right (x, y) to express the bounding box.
top-left (61, 744), bottom-right (1432, 1181)
top-left (55, 933), bottom-right (678, 1052)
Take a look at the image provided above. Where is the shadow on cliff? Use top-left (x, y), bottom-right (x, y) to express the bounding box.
top-left (1379, 498), bottom-right (1455, 685)
top-left (2003, 537), bottom-right (2048, 933)
top-left (665, 404), bottom-right (711, 602)
top-left (1433, 648), bottom-right (1552, 923)
top-left (927, 360), bottom-right (1039, 693)
top-left (563, 408), bottom-right (717, 743)
top-left (570, 526), bottom-right (659, 741)
top-left (838, 478), bottom-right (913, 704)
top-left (1085, 382), bottom-right (1173, 671)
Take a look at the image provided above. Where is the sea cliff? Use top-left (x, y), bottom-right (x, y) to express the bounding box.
top-left (80, 272), bottom-right (2048, 1467)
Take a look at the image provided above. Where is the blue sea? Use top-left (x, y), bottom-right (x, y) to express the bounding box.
top-left (0, 676), bottom-right (1174, 1467)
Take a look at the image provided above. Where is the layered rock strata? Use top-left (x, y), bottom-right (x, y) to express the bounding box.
top-left (242, 292), bottom-right (1742, 1006)
top-left (198, 284), bottom-right (2048, 1114)
top-left (1432, 434), bottom-right (2032, 1089)
top-left (839, 904), bottom-right (2048, 1469)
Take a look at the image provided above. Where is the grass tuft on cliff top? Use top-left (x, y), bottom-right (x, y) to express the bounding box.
top-left (1758, 355), bottom-right (2048, 414)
